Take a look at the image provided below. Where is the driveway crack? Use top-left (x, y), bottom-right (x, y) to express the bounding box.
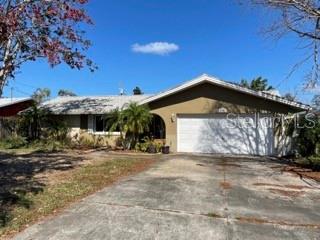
top-left (90, 201), bottom-right (224, 219)
top-left (88, 201), bottom-right (320, 230)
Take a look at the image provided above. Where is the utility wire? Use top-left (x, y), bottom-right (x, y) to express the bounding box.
top-left (13, 87), bottom-right (32, 97)
top-left (12, 80), bottom-right (38, 90)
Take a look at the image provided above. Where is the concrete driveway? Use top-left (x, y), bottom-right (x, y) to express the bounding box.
top-left (14, 155), bottom-right (320, 240)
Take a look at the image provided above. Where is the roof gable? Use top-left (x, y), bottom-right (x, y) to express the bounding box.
top-left (140, 74), bottom-right (310, 111)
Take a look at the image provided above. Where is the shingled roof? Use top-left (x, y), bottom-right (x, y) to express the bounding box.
top-left (41, 95), bottom-right (151, 115)
top-left (41, 74), bottom-right (311, 115)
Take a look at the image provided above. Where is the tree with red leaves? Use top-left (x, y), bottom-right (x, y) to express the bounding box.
top-left (0, 0), bottom-right (95, 97)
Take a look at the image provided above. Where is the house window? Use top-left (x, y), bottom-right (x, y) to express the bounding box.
top-left (94, 115), bottom-right (120, 134)
top-left (95, 116), bottom-right (104, 132)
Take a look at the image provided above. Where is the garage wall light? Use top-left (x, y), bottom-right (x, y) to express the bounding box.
top-left (171, 113), bottom-right (176, 122)
top-left (218, 107), bottom-right (228, 113)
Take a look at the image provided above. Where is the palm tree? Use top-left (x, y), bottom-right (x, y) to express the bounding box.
top-left (105, 108), bottom-right (124, 139)
top-left (31, 88), bottom-right (51, 103)
top-left (121, 102), bottom-right (152, 149)
top-left (20, 103), bottom-right (50, 140)
top-left (240, 77), bottom-right (274, 91)
top-left (240, 79), bottom-right (250, 89)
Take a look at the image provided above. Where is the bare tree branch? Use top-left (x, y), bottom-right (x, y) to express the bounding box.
top-left (248, 0), bottom-right (320, 86)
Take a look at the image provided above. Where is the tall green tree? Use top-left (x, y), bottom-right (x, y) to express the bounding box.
top-left (133, 87), bottom-right (143, 95)
top-left (58, 89), bottom-right (77, 97)
top-left (240, 77), bottom-right (274, 91)
top-left (105, 108), bottom-right (124, 139)
top-left (121, 102), bottom-right (152, 149)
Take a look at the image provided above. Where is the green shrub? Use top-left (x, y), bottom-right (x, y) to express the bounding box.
top-left (18, 104), bottom-right (48, 140)
top-left (0, 136), bottom-right (27, 149)
top-left (135, 142), bottom-right (148, 152)
top-left (290, 114), bottom-right (320, 157)
top-left (135, 137), bottom-right (163, 153)
top-left (0, 103), bottom-right (72, 151)
top-left (0, 118), bottom-right (18, 136)
top-left (295, 155), bottom-right (320, 171)
top-left (308, 156), bottom-right (320, 171)
top-left (27, 139), bottom-right (71, 152)
top-left (44, 119), bottom-right (70, 142)
top-left (18, 104), bottom-right (72, 145)
top-left (316, 143), bottom-right (320, 155)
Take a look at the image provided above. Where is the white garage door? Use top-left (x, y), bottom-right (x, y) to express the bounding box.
top-left (177, 114), bottom-right (274, 156)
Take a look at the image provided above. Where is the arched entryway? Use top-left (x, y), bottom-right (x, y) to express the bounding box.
top-left (149, 114), bottom-right (166, 139)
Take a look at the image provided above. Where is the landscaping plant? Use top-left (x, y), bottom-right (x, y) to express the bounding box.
top-left (288, 113), bottom-right (320, 171)
top-left (122, 103), bottom-right (152, 149)
top-left (293, 114), bottom-right (320, 157)
top-left (135, 137), bottom-right (163, 153)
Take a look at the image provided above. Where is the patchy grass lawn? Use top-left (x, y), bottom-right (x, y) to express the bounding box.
top-left (0, 147), bottom-right (39, 156)
top-left (0, 151), bottom-right (155, 239)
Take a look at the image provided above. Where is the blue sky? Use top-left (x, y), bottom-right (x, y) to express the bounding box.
top-left (2, 0), bottom-right (316, 103)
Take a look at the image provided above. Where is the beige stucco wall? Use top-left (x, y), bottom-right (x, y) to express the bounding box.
top-left (148, 83), bottom-right (302, 152)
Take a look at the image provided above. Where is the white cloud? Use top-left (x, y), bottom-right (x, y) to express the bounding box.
top-left (131, 42), bottom-right (179, 56)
